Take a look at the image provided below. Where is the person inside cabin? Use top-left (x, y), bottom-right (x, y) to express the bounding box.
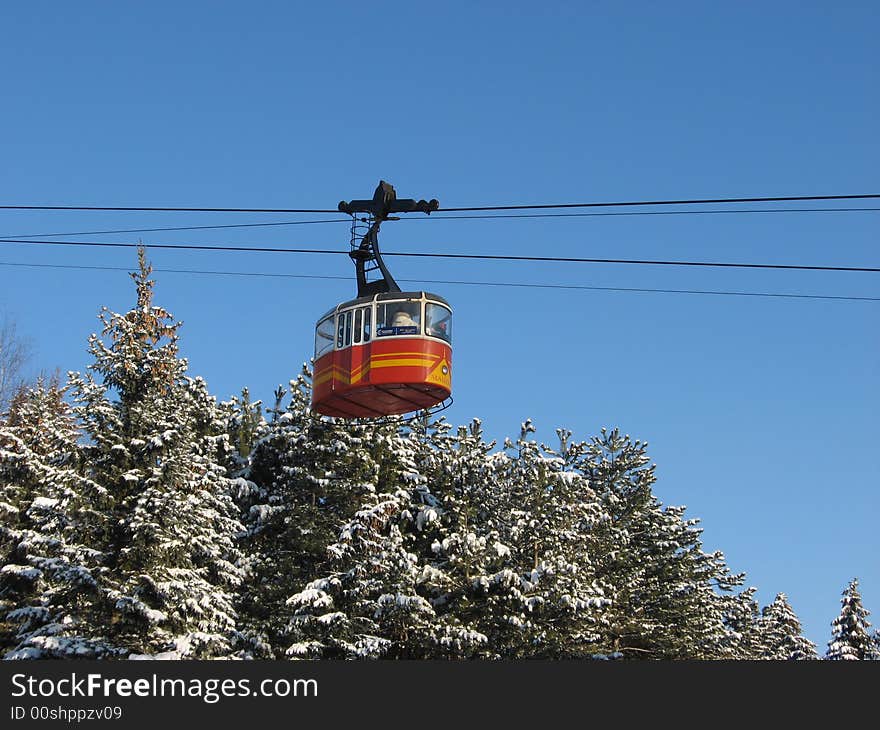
top-left (392, 309), bottom-right (417, 328)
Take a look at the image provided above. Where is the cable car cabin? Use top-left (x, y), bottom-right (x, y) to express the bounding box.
top-left (312, 291), bottom-right (452, 418)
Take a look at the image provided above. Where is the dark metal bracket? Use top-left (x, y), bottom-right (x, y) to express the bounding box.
top-left (338, 180), bottom-right (439, 297)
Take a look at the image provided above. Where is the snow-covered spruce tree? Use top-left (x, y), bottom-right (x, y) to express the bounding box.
top-left (411, 416), bottom-right (535, 658)
top-left (239, 370), bottom-right (386, 658)
top-left (443, 420), bottom-right (609, 658)
top-left (217, 386), bottom-right (271, 656)
top-left (66, 249), bottom-right (243, 658)
top-left (286, 418), bottom-right (485, 658)
top-left (758, 593), bottom-right (816, 660)
top-left (275, 412), bottom-right (787, 661)
top-left (222, 387), bottom-right (266, 479)
top-left (718, 587), bottom-right (771, 659)
top-left (396, 416), bottom-right (525, 658)
top-left (284, 417), bottom-right (462, 659)
top-left (573, 428), bottom-right (744, 659)
top-left (286, 416), bottom-right (613, 660)
top-left (825, 578), bottom-right (875, 660)
top-left (0, 377), bottom-right (114, 658)
top-left (287, 415), bottom-right (530, 660)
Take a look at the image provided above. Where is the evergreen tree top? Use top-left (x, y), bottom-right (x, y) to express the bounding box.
top-left (83, 247), bottom-right (185, 400)
top-left (826, 578), bottom-right (875, 660)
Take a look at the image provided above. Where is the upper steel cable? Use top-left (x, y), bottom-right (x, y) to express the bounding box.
top-left (0, 238), bottom-right (877, 274)
top-left (1, 207), bottom-right (878, 241)
top-left (1, 193), bottom-right (878, 214)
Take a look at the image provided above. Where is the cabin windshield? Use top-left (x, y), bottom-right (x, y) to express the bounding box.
top-left (315, 315), bottom-right (335, 358)
top-left (425, 302), bottom-right (452, 343)
top-left (376, 301), bottom-right (422, 337)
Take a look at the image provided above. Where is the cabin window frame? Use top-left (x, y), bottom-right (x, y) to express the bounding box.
top-left (315, 314), bottom-right (336, 358)
top-left (375, 299), bottom-right (423, 338)
top-left (425, 301), bottom-right (452, 343)
top-left (363, 306), bottom-right (371, 342)
top-left (353, 309), bottom-right (363, 344)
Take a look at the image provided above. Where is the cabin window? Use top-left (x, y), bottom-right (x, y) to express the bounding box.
top-left (376, 301), bottom-right (421, 337)
top-left (363, 307), bottom-right (371, 342)
top-left (337, 310), bottom-right (353, 348)
top-left (354, 309), bottom-right (362, 344)
top-left (425, 303), bottom-right (452, 343)
top-left (315, 315), bottom-right (335, 358)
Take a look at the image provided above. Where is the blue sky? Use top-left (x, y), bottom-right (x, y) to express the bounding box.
top-left (0, 1), bottom-right (877, 649)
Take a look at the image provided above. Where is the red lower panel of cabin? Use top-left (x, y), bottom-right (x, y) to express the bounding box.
top-left (312, 337), bottom-right (452, 418)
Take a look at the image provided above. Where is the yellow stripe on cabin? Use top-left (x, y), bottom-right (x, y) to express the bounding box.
top-left (370, 352), bottom-right (442, 361)
top-left (371, 358), bottom-right (436, 369)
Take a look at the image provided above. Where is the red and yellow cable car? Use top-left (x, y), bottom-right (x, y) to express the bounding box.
top-left (312, 291), bottom-right (452, 418)
top-left (311, 181), bottom-right (452, 419)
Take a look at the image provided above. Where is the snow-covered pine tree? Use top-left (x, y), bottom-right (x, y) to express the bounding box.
top-left (66, 248), bottom-right (243, 658)
top-left (284, 415), bottom-right (459, 659)
top-left (211, 388), bottom-right (268, 657)
top-left (825, 578), bottom-right (875, 660)
top-left (239, 368), bottom-right (387, 657)
top-left (575, 428), bottom-right (743, 659)
top-left (719, 587), bottom-right (768, 659)
top-left (0, 376), bottom-right (114, 658)
top-left (456, 420), bottom-right (609, 658)
top-left (758, 593), bottom-right (816, 660)
top-left (223, 387), bottom-right (266, 477)
top-left (402, 416), bottom-right (520, 658)
top-left (286, 415), bottom-right (613, 660)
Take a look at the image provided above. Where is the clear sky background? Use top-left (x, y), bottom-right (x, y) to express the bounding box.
top-left (0, 1), bottom-right (876, 650)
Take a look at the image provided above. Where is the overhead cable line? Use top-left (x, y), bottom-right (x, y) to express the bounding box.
top-left (1, 238), bottom-right (877, 274)
top-left (389, 251), bottom-right (880, 273)
top-left (0, 238), bottom-right (342, 255)
top-left (0, 218), bottom-right (350, 240)
top-left (0, 260), bottom-right (876, 302)
top-left (0, 204), bottom-right (341, 213)
top-left (412, 207), bottom-right (880, 222)
top-left (438, 194), bottom-right (880, 212)
top-left (1, 193), bottom-right (879, 214)
top-left (4, 207), bottom-right (878, 241)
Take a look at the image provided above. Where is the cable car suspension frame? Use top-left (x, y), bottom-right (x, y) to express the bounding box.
top-left (338, 180), bottom-right (439, 297)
